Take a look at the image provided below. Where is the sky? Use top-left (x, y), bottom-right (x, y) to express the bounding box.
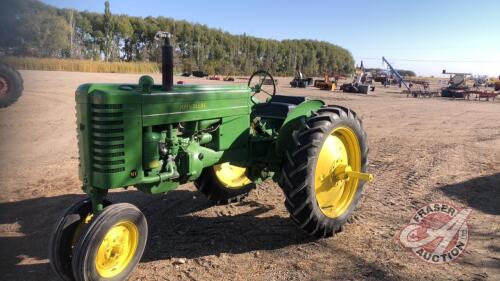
top-left (41, 0), bottom-right (500, 77)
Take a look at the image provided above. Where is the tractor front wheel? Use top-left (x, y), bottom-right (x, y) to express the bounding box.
top-left (49, 198), bottom-right (111, 281)
top-left (71, 203), bottom-right (147, 281)
top-left (195, 162), bottom-right (256, 204)
top-left (279, 106), bottom-right (370, 238)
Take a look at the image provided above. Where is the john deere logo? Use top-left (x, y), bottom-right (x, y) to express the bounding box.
top-left (398, 202), bottom-right (471, 264)
top-left (179, 103), bottom-right (207, 111)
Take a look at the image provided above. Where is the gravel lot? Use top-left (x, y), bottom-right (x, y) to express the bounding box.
top-left (0, 71), bottom-right (499, 281)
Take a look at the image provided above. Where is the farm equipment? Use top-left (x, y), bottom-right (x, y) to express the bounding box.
top-left (440, 70), bottom-right (471, 98)
top-left (373, 71), bottom-right (399, 86)
top-left (49, 32), bottom-right (373, 281)
top-left (314, 73), bottom-right (338, 91)
top-left (263, 78), bottom-right (278, 85)
top-left (381, 56), bottom-right (409, 89)
top-left (380, 57), bottom-right (437, 97)
top-left (340, 62), bottom-right (375, 94)
top-left (0, 63), bottom-right (23, 108)
top-left (207, 75), bottom-right (221, 80)
top-left (373, 71), bottom-right (388, 84)
top-left (439, 71), bottom-right (497, 101)
top-left (405, 79), bottom-right (438, 98)
top-left (487, 76), bottom-right (500, 91)
top-left (472, 75), bottom-right (488, 87)
top-left (465, 90), bottom-right (497, 101)
top-left (290, 71), bottom-right (313, 88)
top-left (192, 70), bottom-right (208, 78)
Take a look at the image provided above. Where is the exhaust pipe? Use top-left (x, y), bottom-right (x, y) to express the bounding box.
top-left (155, 31), bottom-right (173, 91)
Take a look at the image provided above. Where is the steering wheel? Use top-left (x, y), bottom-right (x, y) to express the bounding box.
top-left (248, 70), bottom-right (276, 104)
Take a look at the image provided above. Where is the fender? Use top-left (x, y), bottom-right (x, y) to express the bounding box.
top-left (275, 99), bottom-right (324, 156)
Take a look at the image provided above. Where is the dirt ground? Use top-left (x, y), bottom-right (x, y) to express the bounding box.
top-left (0, 71), bottom-right (499, 281)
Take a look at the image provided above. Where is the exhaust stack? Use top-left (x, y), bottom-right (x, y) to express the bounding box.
top-left (155, 31), bottom-right (173, 91)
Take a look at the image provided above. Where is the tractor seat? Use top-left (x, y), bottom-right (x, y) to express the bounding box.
top-left (253, 95), bottom-right (307, 119)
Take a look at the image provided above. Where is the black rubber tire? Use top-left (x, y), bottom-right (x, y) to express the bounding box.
top-left (49, 198), bottom-right (112, 281)
top-left (194, 167), bottom-right (256, 204)
top-left (71, 203), bottom-right (148, 281)
top-left (279, 105), bottom-right (368, 238)
top-left (0, 64), bottom-right (23, 108)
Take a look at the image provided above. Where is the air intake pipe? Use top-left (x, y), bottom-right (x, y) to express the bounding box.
top-left (155, 31), bottom-right (173, 91)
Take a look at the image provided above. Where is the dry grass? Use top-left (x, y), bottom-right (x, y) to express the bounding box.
top-left (4, 57), bottom-right (160, 74)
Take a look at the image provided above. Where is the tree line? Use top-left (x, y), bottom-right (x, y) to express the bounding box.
top-left (0, 0), bottom-right (356, 76)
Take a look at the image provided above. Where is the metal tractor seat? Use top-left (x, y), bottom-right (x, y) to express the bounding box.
top-left (253, 95), bottom-right (307, 119)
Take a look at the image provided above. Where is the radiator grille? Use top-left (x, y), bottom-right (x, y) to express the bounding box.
top-left (90, 104), bottom-right (126, 173)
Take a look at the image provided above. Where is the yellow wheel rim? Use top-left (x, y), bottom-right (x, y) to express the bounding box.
top-left (314, 127), bottom-right (362, 218)
top-left (213, 162), bottom-right (251, 189)
top-left (95, 221), bottom-right (139, 278)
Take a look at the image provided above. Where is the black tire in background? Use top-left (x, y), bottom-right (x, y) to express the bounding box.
top-left (279, 106), bottom-right (369, 238)
top-left (0, 64), bottom-right (23, 108)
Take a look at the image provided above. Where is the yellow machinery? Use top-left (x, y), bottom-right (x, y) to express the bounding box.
top-left (487, 76), bottom-right (500, 91)
top-left (314, 73), bottom-right (337, 91)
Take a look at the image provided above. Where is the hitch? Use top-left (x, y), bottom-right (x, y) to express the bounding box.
top-left (333, 165), bottom-right (374, 183)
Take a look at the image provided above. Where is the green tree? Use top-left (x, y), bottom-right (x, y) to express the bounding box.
top-left (102, 1), bottom-right (114, 61)
top-left (19, 11), bottom-right (71, 57)
top-left (115, 16), bottom-right (133, 61)
top-left (2, 0), bottom-right (365, 76)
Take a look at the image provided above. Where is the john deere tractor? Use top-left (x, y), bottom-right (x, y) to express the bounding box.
top-left (50, 32), bottom-right (373, 281)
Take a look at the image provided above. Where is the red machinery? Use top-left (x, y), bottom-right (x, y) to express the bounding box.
top-left (465, 90), bottom-right (497, 101)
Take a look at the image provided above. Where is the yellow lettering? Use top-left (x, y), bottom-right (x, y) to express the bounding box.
top-left (179, 103), bottom-right (207, 111)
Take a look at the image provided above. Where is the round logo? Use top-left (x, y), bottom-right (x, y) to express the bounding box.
top-left (398, 202), bottom-right (471, 264)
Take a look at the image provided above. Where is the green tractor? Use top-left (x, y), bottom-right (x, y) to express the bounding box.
top-left (50, 32), bottom-right (373, 281)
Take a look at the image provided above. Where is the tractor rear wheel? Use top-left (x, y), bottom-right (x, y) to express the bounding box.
top-left (71, 203), bottom-right (147, 281)
top-left (279, 106), bottom-right (370, 238)
top-left (0, 64), bottom-right (23, 108)
top-left (195, 162), bottom-right (256, 204)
